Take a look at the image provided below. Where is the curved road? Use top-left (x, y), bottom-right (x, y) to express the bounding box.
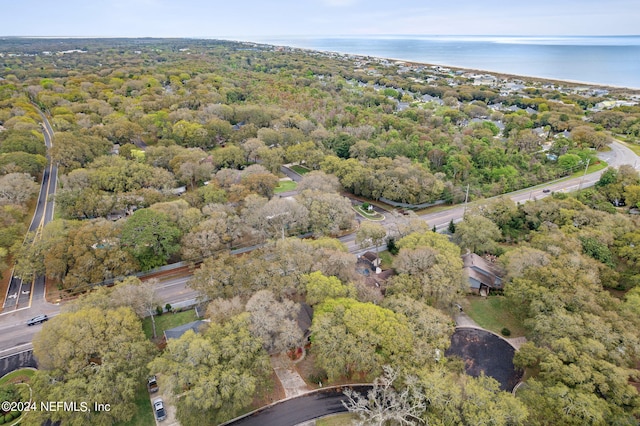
top-left (419, 140), bottom-right (640, 231)
top-left (0, 140), bottom-right (637, 394)
top-left (1, 141), bottom-right (639, 356)
top-left (222, 386), bottom-right (371, 426)
top-left (0, 139), bottom-right (637, 423)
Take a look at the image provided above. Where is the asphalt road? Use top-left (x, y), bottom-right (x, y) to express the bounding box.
top-left (223, 386), bottom-right (372, 426)
top-left (2, 111), bottom-right (57, 312)
top-left (0, 141), bottom-right (638, 357)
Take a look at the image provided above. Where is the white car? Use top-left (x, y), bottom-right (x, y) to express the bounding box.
top-left (153, 399), bottom-right (166, 422)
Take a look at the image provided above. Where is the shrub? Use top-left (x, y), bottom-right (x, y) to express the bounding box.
top-left (386, 236), bottom-right (399, 255)
top-left (501, 328), bottom-right (511, 336)
top-left (308, 372), bottom-right (328, 385)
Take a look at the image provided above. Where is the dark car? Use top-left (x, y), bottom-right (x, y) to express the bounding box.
top-left (26, 314), bottom-right (48, 326)
top-left (542, 188), bottom-right (551, 193)
top-left (147, 376), bottom-right (159, 393)
top-left (153, 399), bottom-right (166, 421)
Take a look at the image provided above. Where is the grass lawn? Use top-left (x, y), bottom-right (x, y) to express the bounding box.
top-left (354, 205), bottom-right (384, 220)
top-left (290, 164), bottom-right (311, 175)
top-left (316, 413), bottom-right (358, 425)
top-left (116, 382), bottom-right (155, 426)
top-left (464, 295), bottom-right (527, 337)
top-left (142, 309), bottom-right (199, 340)
top-left (568, 159), bottom-right (608, 178)
top-left (0, 368), bottom-right (35, 386)
top-left (274, 180), bottom-right (297, 193)
top-left (377, 250), bottom-right (393, 270)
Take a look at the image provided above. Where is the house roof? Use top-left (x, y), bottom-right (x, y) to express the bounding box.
top-left (466, 267), bottom-right (500, 288)
top-left (297, 303), bottom-right (313, 338)
top-left (462, 252), bottom-right (504, 288)
top-left (362, 251), bottom-right (379, 262)
top-left (163, 320), bottom-right (205, 340)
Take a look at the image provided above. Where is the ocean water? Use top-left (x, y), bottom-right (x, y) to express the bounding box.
top-left (252, 35), bottom-right (640, 89)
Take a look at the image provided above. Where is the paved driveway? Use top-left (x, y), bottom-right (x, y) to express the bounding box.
top-left (446, 327), bottom-right (523, 391)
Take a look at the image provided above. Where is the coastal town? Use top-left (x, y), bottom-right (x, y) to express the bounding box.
top-left (0, 36), bottom-right (639, 425)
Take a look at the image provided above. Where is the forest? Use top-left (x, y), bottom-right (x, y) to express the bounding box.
top-left (1, 38), bottom-right (640, 425)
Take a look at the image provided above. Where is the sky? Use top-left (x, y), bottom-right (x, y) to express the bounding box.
top-left (3, 0), bottom-right (639, 39)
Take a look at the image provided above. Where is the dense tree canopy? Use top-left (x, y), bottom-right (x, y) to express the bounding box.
top-left (311, 297), bottom-right (414, 380)
top-left (31, 306), bottom-right (155, 426)
top-left (2, 38), bottom-right (640, 425)
top-left (148, 313), bottom-right (270, 425)
top-left (388, 231), bottom-right (466, 307)
top-left (120, 208), bottom-right (181, 270)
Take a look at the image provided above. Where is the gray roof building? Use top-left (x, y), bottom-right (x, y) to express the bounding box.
top-left (163, 320), bottom-right (206, 340)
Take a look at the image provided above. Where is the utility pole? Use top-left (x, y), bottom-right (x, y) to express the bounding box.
top-left (578, 158), bottom-right (590, 191)
top-left (463, 183), bottom-right (470, 216)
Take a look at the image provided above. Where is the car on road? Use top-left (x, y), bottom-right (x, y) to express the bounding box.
top-left (542, 188), bottom-right (551, 193)
top-left (153, 399), bottom-right (166, 421)
top-left (26, 315), bottom-right (48, 326)
top-left (147, 375), bottom-right (159, 393)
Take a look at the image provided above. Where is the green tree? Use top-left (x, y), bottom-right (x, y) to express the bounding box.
top-left (210, 145), bottom-right (245, 169)
top-left (303, 271), bottom-right (355, 305)
top-left (311, 297), bottom-right (414, 380)
top-left (120, 208), bottom-right (181, 270)
top-left (355, 221), bottom-right (387, 255)
top-left (453, 214), bottom-right (502, 254)
top-left (171, 119), bottom-right (210, 148)
top-left (0, 129), bottom-right (46, 155)
top-left (148, 313), bottom-right (270, 425)
top-left (0, 151), bottom-right (46, 177)
top-left (31, 306), bottom-right (155, 426)
top-left (382, 295), bottom-right (454, 366)
top-left (389, 231), bottom-right (465, 307)
top-left (50, 132), bottom-right (111, 172)
top-left (558, 153), bottom-right (582, 171)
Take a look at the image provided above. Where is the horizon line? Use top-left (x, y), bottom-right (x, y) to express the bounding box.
top-left (2, 34), bottom-right (640, 39)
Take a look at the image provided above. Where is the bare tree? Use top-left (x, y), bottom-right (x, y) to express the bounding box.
top-left (246, 290), bottom-right (303, 354)
top-left (0, 173), bottom-right (39, 205)
top-left (111, 277), bottom-right (161, 337)
top-left (356, 221), bottom-right (387, 255)
top-left (342, 365), bottom-right (426, 426)
top-left (242, 196), bottom-right (309, 240)
top-left (297, 170), bottom-right (341, 193)
top-left (206, 296), bottom-right (245, 324)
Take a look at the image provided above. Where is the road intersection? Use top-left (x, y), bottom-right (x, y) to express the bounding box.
top-left (0, 137), bottom-right (638, 359)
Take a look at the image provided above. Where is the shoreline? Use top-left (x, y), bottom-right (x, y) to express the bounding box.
top-left (242, 39), bottom-right (640, 93)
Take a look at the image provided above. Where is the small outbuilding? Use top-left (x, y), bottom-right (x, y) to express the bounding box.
top-left (163, 320), bottom-right (206, 340)
top-left (360, 251), bottom-right (381, 268)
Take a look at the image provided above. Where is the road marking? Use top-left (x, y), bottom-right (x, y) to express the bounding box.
top-left (0, 345), bottom-right (34, 357)
top-left (0, 306), bottom-right (31, 317)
